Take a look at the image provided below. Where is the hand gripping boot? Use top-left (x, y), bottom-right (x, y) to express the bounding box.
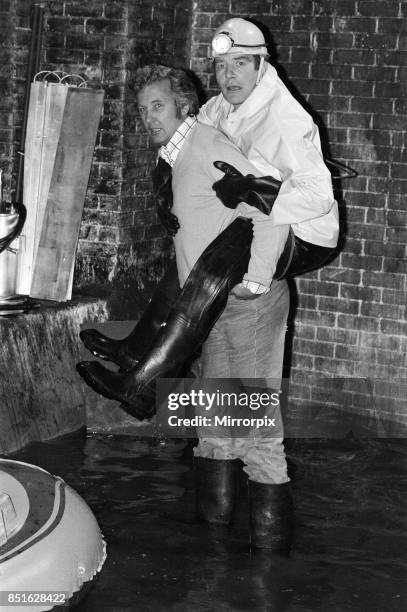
top-left (76, 217), bottom-right (254, 420)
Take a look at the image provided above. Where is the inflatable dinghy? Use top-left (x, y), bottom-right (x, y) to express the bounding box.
top-left (0, 459), bottom-right (106, 611)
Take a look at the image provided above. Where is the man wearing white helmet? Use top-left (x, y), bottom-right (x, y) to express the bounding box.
top-left (194, 17), bottom-right (339, 550)
top-left (200, 17), bottom-right (338, 249)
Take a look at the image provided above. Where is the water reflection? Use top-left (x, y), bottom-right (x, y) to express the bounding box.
top-left (10, 434), bottom-right (407, 611)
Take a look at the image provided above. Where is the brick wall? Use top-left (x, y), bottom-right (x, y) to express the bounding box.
top-left (190, 0), bottom-right (406, 423)
top-left (0, 0), bottom-right (21, 201)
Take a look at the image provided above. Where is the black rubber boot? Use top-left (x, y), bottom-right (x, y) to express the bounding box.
top-left (80, 260), bottom-right (181, 371)
top-left (76, 217), bottom-right (254, 420)
top-left (248, 481), bottom-right (293, 552)
top-left (195, 457), bottom-right (241, 525)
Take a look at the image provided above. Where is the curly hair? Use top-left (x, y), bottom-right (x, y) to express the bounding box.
top-left (133, 65), bottom-right (200, 117)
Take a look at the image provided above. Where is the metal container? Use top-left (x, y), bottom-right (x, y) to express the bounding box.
top-left (0, 212), bottom-right (20, 299)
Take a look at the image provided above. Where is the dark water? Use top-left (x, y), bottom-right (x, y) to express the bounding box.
top-left (11, 434), bottom-right (407, 612)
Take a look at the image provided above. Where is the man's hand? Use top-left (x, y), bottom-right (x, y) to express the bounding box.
top-left (212, 161), bottom-right (252, 208)
top-left (156, 204), bottom-right (180, 236)
top-left (230, 283), bottom-right (263, 300)
top-left (152, 158), bottom-right (180, 236)
top-left (213, 161), bottom-right (281, 215)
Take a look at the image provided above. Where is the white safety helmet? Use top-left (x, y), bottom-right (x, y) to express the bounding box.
top-left (211, 18), bottom-right (268, 58)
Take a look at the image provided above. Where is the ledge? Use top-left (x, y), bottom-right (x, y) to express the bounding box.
top-left (0, 296), bottom-right (109, 455)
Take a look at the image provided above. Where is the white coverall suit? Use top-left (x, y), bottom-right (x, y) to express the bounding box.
top-left (194, 63), bottom-right (338, 484)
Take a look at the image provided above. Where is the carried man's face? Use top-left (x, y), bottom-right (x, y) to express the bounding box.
top-left (214, 54), bottom-right (259, 109)
top-left (137, 79), bottom-right (187, 146)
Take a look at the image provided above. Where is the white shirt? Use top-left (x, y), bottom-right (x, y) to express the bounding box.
top-left (158, 115), bottom-right (197, 167)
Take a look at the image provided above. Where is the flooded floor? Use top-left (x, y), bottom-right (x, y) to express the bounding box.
top-left (12, 433), bottom-right (407, 612)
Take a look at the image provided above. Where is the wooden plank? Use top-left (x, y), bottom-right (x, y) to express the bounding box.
top-left (30, 87), bottom-right (104, 301)
top-left (18, 82), bottom-right (47, 295)
top-left (33, 83), bottom-right (68, 268)
top-left (18, 82), bottom-right (68, 295)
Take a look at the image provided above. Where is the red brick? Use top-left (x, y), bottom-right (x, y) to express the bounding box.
top-left (230, 0), bottom-right (270, 12)
top-left (296, 308), bottom-right (337, 327)
top-left (105, 4), bottom-right (127, 19)
top-left (366, 209), bottom-right (386, 225)
top-left (291, 354), bottom-right (315, 370)
top-left (358, 2), bottom-right (399, 17)
top-left (382, 289), bottom-right (407, 306)
top-left (346, 206), bottom-right (366, 223)
top-left (291, 77), bottom-right (330, 94)
top-left (0, 0), bottom-right (12, 11)
top-left (319, 296), bottom-right (360, 315)
top-left (367, 177), bottom-right (391, 193)
top-left (377, 18), bottom-right (405, 34)
top-left (329, 112), bottom-right (371, 129)
top-left (291, 47), bottom-right (332, 62)
top-left (387, 210), bottom-right (407, 227)
top-left (341, 238), bottom-right (363, 255)
top-left (363, 270), bottom-right (404, 290)
top-left (353, 65), bottom-right (397, 82)
top-left (287, 383), bottom-right (312, 401)
top-left (354, 33), bottom-right (399, 50)
top-left (311, 64), bottom-right (352, 79)
top-left (347, 223), bottom-right (385, 242)
top-left (376, 50), bottom-right (407, 66)
top-left (298, 279), bottom-right (340, 297)
top-left (314, 357), bottom-right (355, 376)
top-left (294, 324), bottom-right (317, 340)
top-left (316, 32), bottom-right (354, 48)
top-left (270, 0), bottom-right (314, 15)
top-left (392, 147), bottom-right (407, 164)
top-left (340, 284), bottom-right (381, 302)
top-left (390, 163), bottom-right (407, 180)
top-left (360, 333), bottom-right (401, 352)
top-left (319, 267), bottom-right (361, 284)
top-left (297, 294), bottom-right (318, 310)
top-left (376, 349), bottom-right (407, 367)
top-left (351, 97), bottom-right (394, 114)
top-left (335, 344), bottom-right (372, 361)
top-left (86, 19), bottom-right (125, 35)
top-left (308, 95), bottom-right (350, 112)
top-left (333, 48), bottom-right (375, 65)
top-left (383, 258), bottom-right (406, 274)
top-left (194, 0), bottom-right (225, 10)
top-left (331, 80), bottom-right (373, 97)
top-left (385, 227), bottom-right (407, 244)
top-left (294, 338), bottom-right (335, 357)
top-left (387, 179), bottom-right (406, 196)
top-left (326, 127), bottom-right (348, 144)
top-left (317, 327), bottom-right (358, 344)
top-left (338, 314), bottom-right (379, 333)
top-left (371, 302), bottom-right (404, 323)
top-left (293, 15), bottom-right (332, 30)
top-left (46, 47), bottom-right (85, 64)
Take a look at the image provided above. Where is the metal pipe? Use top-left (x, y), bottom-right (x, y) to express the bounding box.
top-left (15, 3), bottom-right (44, 203)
